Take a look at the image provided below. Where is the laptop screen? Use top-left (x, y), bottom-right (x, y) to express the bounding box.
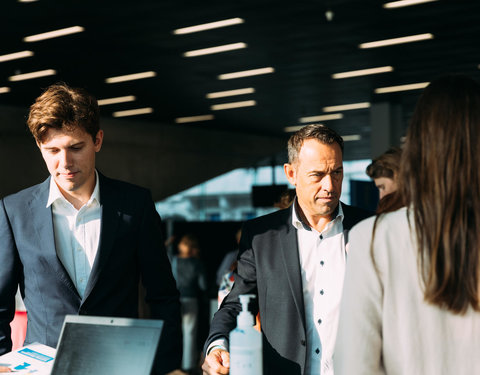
top-left (51, 315), bottom-right (164, 375)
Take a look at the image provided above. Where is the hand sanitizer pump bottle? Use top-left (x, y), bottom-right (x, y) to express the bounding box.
top-left (229, 294), bottom-right (263, 375)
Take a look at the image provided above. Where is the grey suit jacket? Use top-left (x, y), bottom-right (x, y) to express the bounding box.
top-left (205, 203), bottom-right (372, 375)
top-left (0, 173), bottom-right (182, 374)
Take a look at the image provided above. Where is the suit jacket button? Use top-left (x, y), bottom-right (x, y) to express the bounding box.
top-left (300, 339), bottom-right (306, 346)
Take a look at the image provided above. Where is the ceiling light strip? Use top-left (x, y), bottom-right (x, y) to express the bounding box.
top-left (186, 42), bottom-right (247, 57)
top-left (23, 26), bottom-right (84, 42)
top-left (97, 95), bottom-right (136, 106)
top-left (105, 71), bottom-right (157, 83)
top-left (211, 100), bottom-right (256, 111)
top-left (359, 33), bottom-right (433, 49)
top-left (0, 50), bottom-right (34, 63)
top-left (175, 115), bottom-right (215, 123)
top-left (342, 134), bottom-right (362, 141)
top-left (383, 0), bottom-right (438, 9)
top-left (173, 18), bottom-right (244, 35)
top-left (0, 87), bottom-right (11, 94)
top-left (299, 113), bottom-right (343, 123)
top-left (112, 108), bottom-right (153, 117)
top-left (8, 69), bottom-right (56, 81)
top-left (375, 82), bottom-right (429, 94)
top-left (332, 66), bottom-right (393, 79)
top-left (218, 67), bottom-right (274, 80)
top-left (184, 42), bottom-right (247, 57)
top-left (206, 88), bottom-right (255, 99)
top-left (323, 102), bottom-right (371, 112)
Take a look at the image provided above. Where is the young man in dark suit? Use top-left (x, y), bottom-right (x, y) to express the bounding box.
top-left (0, 83), bottom-right (181, 374)
top-left (202, 124), bottom-right (372, 375)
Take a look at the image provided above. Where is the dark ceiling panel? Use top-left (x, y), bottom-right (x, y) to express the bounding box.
top-left (1, 0), bottom-right (480, 161)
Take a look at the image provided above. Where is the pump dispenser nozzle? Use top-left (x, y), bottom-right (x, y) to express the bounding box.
top-left (237, 294), bottom-right (255, 327)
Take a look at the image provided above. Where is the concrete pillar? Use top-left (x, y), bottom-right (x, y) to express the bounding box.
top-left (369, 102), bottom-right (405, 158)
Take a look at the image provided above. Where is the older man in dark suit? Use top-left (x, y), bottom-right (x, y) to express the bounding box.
top-left (0, 83), bottom-right (181, 374)
top-left (202, 124), bottom-right (372, 375)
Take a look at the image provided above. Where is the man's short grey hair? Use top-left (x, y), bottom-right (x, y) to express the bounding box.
top-left (287, 124), bottom-right (344, 163)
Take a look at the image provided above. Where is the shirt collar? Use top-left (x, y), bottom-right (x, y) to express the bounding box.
top-left (291, 197), bottom-right (344, 231)
top-left (46, 170), bottom-right (100, 208)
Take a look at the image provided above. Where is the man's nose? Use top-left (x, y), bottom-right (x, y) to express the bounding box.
top-left (322, 174), bottom-right (334, 192)
top-left (58, 150), bottom-right (73, 168)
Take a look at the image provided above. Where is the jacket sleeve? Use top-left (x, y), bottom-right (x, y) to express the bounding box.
top-left (0, 199), bottom-right (20, 355)
top-left (137, 191), bottom-right (182, 374)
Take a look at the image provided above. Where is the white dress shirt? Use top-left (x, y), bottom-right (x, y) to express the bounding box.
top-left (292, 201), bottom-right (346, 375)
top-left (46, 171), bottom-right (101, 299)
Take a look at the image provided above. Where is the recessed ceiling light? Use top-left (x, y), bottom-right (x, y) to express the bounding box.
top-left (383, 0), bottom-right (438, 8)
top-left (299, 113), bottom-right (343, 123)
top-left (175, 115), bottom-right (215, 123)
top-left (0, 51), bottom-right (34, 63)
top-left (23, 26), bottom-right (84, 42)
top-left (359, 33), bottom-right (433, 49)
top-left (97, 95), bottom-right (136, 106)
top-left (112, 108), bottom-right (153, 117)
top-left (206, 88), bottom-right (255, 99)
top-left (342, 134), bottom-right (362, 141)
top-left (183, 42), bottom-right (247, 57)
top-left (211, 100), bottom-right (256, 111)
top-left (218, 67), bottom-right (274, 80)
top-left (18, 0), bottom-right (38, 2)
top-left (105, 71), bottom-right (157, 84)
top-left (375, 82), bottom-right (429, 93)
top-left (332, 66), bottom-right (393, 79)
top-left (0, 87), bottom-right (11, 94)
top-left (8, 69), bottom-right (56, 81)
top-left (173, 18), bottom-right (244, 35)
top-left (323, 102), bottom-right (371, 112)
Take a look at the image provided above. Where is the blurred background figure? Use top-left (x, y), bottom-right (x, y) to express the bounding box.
top-left (171, 234), bottom-right (207, 375)
top-left (335, 75), bottom-right (480, 374)
top-left (366, 147), bottom-right (402, 200)
top-left (274, 188), bottom-right (296, 210)
top-left (216, 229), bottom-right (241, 307)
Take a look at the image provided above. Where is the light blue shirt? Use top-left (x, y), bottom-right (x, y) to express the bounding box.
top-left (46, 171), bottom-right (101, 299)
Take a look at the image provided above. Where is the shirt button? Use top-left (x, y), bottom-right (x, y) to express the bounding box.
top-left (319, 234), bottom-right (323, 240)
top-left (320, 260), bottom-right (324, 266)
top-left (315, 348), bottom-right (320, 354)
top-left (318, 318), bottom-right (322, 324)
top-left (320, 289), bottom-right (324, 295)
top-left (300, 339), bottom-right (306, 346)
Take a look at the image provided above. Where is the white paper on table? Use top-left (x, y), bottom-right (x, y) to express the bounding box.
top-left (0, 342), bottom-right (56, 374)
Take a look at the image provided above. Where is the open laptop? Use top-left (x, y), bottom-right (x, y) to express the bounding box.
top-left (50, 315), bottom-right (164, 375)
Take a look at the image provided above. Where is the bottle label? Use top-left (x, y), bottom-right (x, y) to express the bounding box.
top-left (230, 347), bottom-right (262, 375)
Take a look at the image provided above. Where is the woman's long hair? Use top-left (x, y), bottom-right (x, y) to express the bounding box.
top-left (400, 75), bottom-right (480, 314)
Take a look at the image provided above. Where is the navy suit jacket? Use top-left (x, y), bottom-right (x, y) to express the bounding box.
top-left (204, 203), bottom-right (372, 375)
top-left (0, 173), bottom-right (181, 374)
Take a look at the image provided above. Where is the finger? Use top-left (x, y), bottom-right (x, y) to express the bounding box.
top-left (220, 351), bottom-right (230, 368)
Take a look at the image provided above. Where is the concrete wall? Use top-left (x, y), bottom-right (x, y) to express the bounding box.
top-left (0, 105), bottom-right (287, 201)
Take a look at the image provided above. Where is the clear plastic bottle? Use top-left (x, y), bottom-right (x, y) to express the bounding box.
top-left (229, 294), bottom-right (262, 375)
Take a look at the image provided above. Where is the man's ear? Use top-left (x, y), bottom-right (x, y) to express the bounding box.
top-left (284, 163), bottom-right (297, 186)
top-left (94, 130), bottom-right (104, 152)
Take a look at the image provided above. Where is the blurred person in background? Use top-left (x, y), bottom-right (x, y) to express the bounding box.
top-left (335, 75), bottom-right (480, 374)
top-left (172, 234), bottom-right (208, 374)
top-left (366, 147), bottom-right (402, 200)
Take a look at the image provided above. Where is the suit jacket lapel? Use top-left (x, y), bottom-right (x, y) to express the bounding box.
top-left (30, 178), bottom-right (80, 298)
top-left (278, 208), bottom-right (306, 330)
top-left (83, 173), bottom-right (119, 301)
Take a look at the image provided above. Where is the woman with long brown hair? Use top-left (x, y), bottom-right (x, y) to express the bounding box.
top-left (334, 75), bottom-right (480, 374)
